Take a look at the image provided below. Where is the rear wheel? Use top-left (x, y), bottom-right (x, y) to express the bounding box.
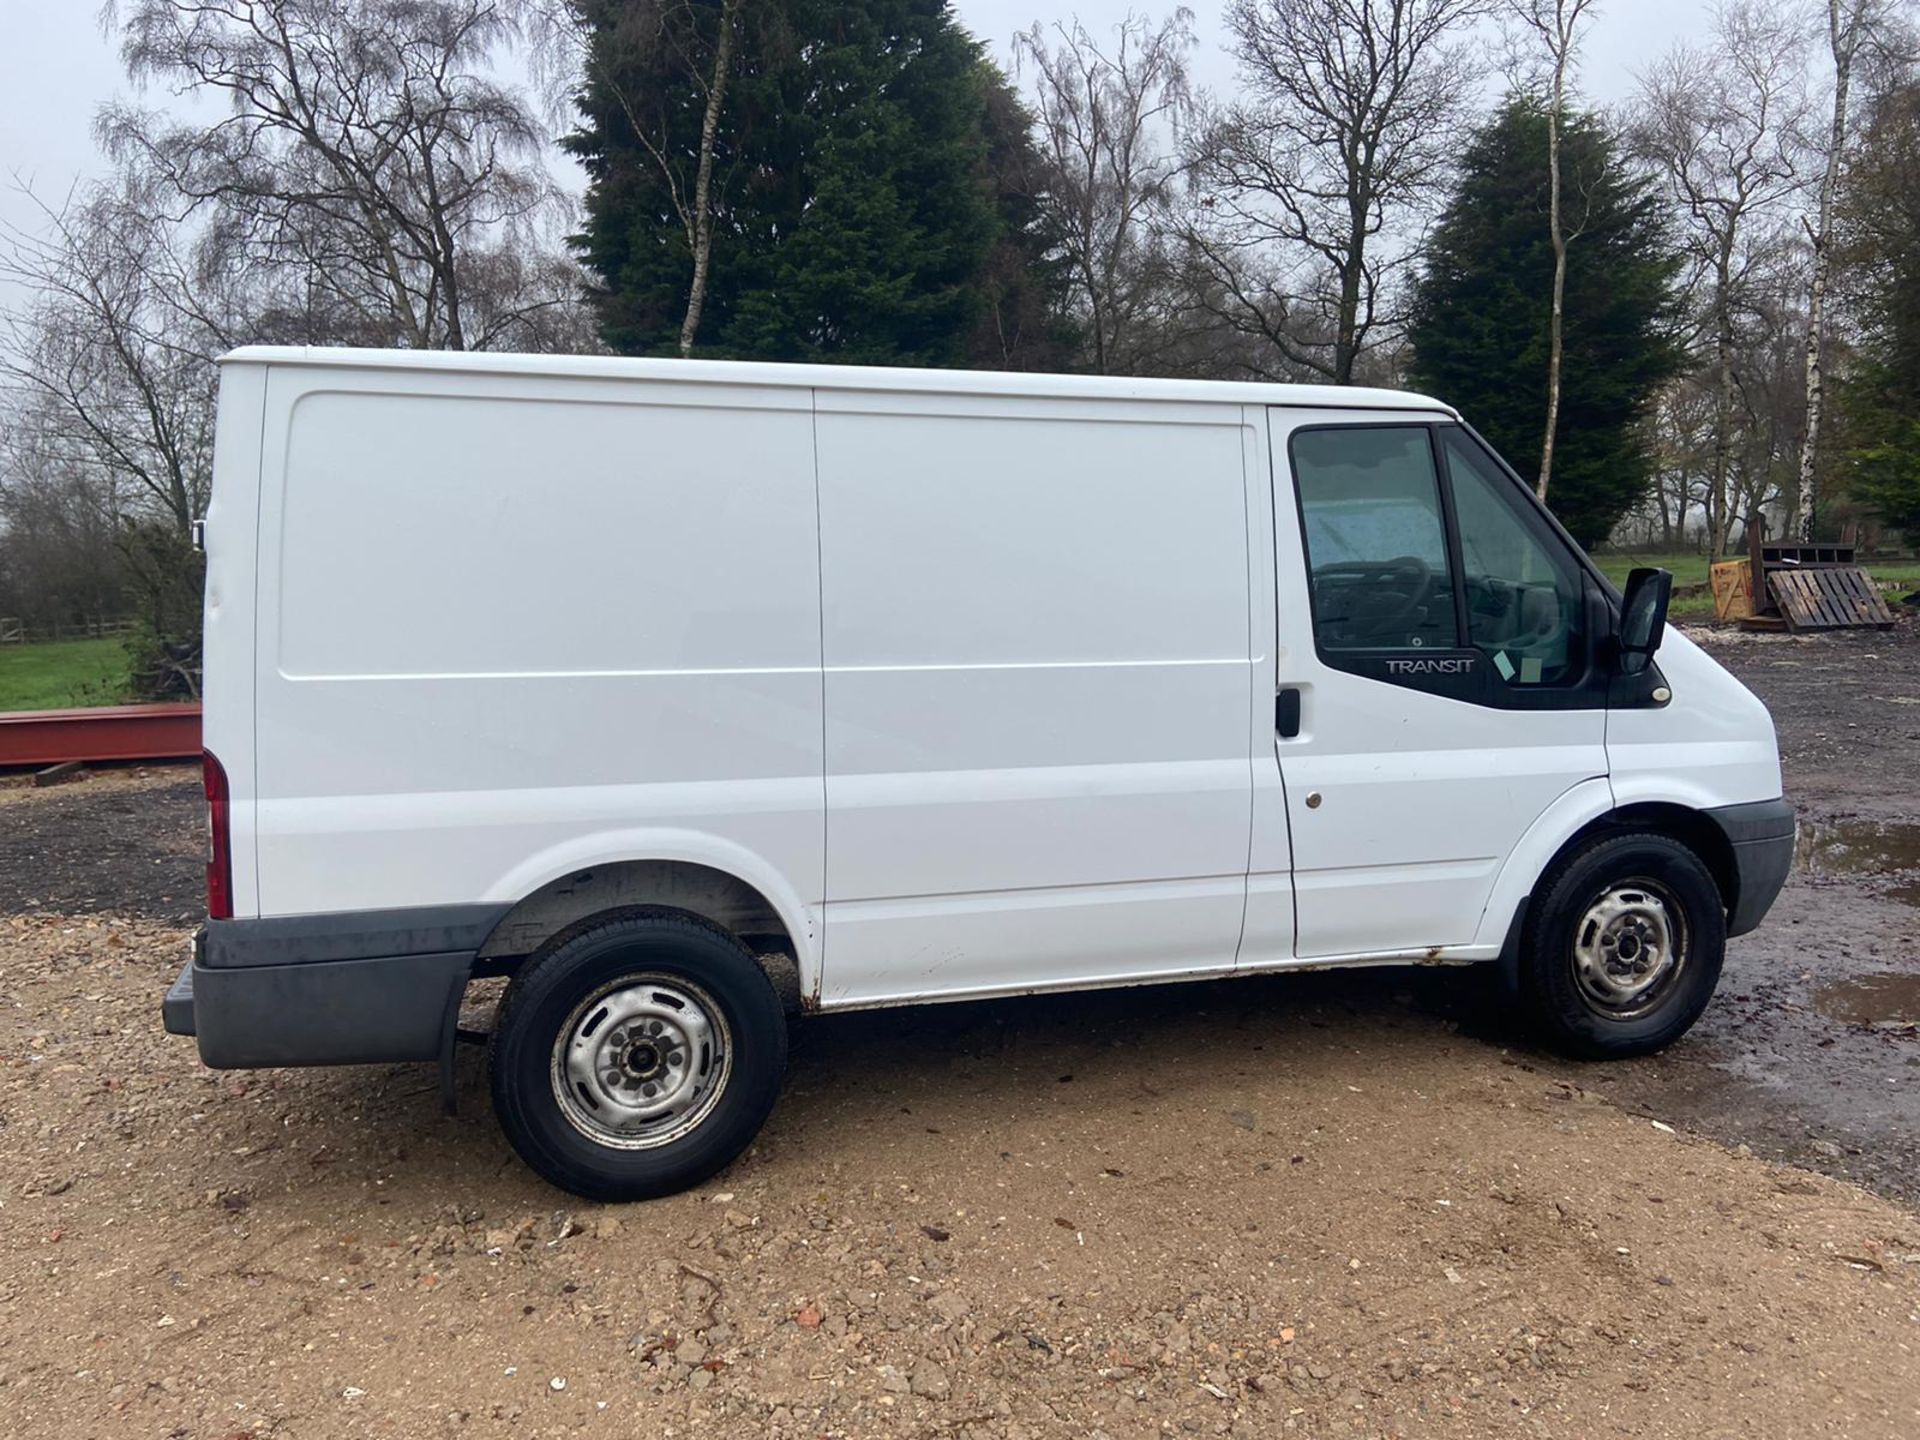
top-left (1518, 831), bottom-right (1726, 1059)
top-left (489, 913), bottom-right (786, 1200)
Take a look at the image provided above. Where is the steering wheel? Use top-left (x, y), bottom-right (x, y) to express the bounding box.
top-left (1317, 556), bottom-right (1436, 644)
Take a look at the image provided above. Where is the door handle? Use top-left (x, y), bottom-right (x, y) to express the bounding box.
top-left (1276, 687), bottom-right (1301, 739)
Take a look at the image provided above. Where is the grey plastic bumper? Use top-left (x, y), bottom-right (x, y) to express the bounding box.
top-left (163, 962), bottom-right (197, 1036)
top-left (162, 904), bottom-right (507, 1069)
top-left (1705, 798), bottom-right (1797, 937)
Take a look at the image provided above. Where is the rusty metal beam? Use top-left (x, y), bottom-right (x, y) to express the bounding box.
top-left (0, 704), bottom-right (202, 768)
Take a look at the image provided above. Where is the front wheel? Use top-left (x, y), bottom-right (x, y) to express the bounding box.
top-left (489, 913), bottom-right (787, 1200)
top-left (1518, 831), bottom-right (1727, 1060)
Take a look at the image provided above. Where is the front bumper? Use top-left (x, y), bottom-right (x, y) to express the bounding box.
top-left (1705, 798), bottom-right (1797, 937)
top-left (162, 904), bottom-right (507, 1068)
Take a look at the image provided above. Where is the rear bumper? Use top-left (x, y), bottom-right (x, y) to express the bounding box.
top-left (162, 904), bottom-right (507, 1068)
top-left (1705, 798), bottom-right (1797, 937)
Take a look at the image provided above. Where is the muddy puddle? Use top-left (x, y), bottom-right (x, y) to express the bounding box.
top-left (1814, 972), bottom-right (1920, 1028)
top-left (1797, 822), bottom-right (1920, 1025)
top-left (1797, 818), bottom-right (1920, 904)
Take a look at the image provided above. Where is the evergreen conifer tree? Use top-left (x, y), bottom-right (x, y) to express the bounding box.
top-left (1409, 98), bottom-right (1684, 548)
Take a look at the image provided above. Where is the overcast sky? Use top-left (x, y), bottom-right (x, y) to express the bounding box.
top-left (0, 0), bottom-right (1728, 251)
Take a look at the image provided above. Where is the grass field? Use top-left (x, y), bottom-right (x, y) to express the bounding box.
top-left (0, 637), bottom-right (134, 711)
top-left (1591, 550), bottom-right (1920, 618)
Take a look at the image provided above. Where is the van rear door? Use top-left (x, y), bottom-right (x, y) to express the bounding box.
top-left (1248, 413), bottom-right (1610, 962)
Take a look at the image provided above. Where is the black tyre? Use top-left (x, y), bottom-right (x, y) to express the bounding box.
top-left (489, 912), bottom-right (787, 1201)
top-left (1518, 831), bottom-right (1726, 1060)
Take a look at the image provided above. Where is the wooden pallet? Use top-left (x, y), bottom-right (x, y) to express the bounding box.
top-left (1764, 566), bottom-right (1896, 631)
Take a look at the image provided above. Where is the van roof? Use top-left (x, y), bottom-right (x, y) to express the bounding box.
top-left (219, 345), bottom-right (1455, 415)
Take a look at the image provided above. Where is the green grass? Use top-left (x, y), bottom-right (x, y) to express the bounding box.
top-left (0, 637), bottom-right (135, 711)
top-left (1590, 549), bottom-right (1920, 619)
top-left (1590, 551), bottom-right (1716, 590)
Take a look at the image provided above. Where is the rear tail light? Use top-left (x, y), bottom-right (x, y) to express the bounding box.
top-left (204, 749), bottom-right (233, 920)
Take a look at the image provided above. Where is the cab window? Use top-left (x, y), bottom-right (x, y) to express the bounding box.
top-left (1441, 430), bottom-right (1585, 686)
top-left (1292, 427), bottom-right (1459, 652)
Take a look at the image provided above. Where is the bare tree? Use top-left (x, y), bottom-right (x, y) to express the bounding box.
top-left (1186, 0), bottom-right (1487, 386)
top-left (0, 179), bottom-right (226, 539)
top-left (0, 2), bottom-right (589, 699)
top-left (1015, 10), bottom-right (1196, 375)
top-left (1733, 268), bottom-right (1813, 531)
top-left (1507, 0), bottom-right (1600, 500)
top-left (1633, 0), bottom-right (1811, 557)
top-left (1796, 0), bottom-right (1890, 536)
top-left (0, 421), bottom-right (131, 637)
top-left (1644, 384), bottom-right (1718, 547)
top-left (677, 0), bottom-right (738, 358)
top-left (101, 0), bottom-right (578, 352)
top-left (0, 172), bottom-right (241, 697)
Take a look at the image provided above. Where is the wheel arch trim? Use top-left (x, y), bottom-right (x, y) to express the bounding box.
top-left (477, 829), bottom-right (821, 999)
top-left (1476, 779), bottom-right (1760, 952)
top-left (1472, 777), bottom-right (1618, 952)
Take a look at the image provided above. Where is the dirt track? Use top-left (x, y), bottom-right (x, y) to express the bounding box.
top-left (2, 623), bottom-right (1918, 1439)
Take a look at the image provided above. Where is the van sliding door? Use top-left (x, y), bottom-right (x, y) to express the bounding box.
top-left (814, 395), bottom-right (1255, 1006)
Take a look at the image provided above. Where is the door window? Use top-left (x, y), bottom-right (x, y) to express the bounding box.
top-left (1441, 431), bottom-right (1585, 686)
top-left (1292, 427), bottom-right (1458, 652)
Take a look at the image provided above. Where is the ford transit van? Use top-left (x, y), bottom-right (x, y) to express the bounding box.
top-left (163, 349), bottom-right (1794, 1199)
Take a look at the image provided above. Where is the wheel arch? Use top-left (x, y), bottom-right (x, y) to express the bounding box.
top-left (474, 834), bottom-right (820, 1009)
top-left (1567, 803), bottom-right (1739, 917)
top-left (1476, 781), bottom-right (1741, 954)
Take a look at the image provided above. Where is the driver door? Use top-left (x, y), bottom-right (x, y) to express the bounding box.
top-left (1249, 414), bottom-right (1610, 962)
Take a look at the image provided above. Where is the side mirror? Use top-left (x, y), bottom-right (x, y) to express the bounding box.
top-left (1617, 567), bottom-right (1672, 676)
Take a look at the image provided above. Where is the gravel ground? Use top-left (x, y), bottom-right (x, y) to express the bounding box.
top-left (0, 765), bottom-right (201, 922)
top-left (1, 624), bottom-right (1918, 1439)
top-left (1555, 620), bottom-right (1920, 1205)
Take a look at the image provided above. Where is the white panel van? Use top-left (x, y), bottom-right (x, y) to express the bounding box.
top-left (163, 348), bottom-right (1795, 1200)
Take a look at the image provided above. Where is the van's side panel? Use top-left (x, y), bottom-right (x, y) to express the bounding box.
top-left (814, 394), bottom-right (1253, 1005)
top-left (203, 362), bottom-right (268, 916)
top-left (250, 366), bottom-right (825, 956)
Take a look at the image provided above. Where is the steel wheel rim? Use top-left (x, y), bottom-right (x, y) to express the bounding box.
top-left (1571, 877), bottom-right (1688, 1019)
top-left (550, 974), bottom-right (732, 1150)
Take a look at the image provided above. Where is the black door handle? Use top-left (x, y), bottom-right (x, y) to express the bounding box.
top-left (1276, 687), bottom-right (1301, 739)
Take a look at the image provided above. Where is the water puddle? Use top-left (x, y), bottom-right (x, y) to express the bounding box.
top-left (1797, 819), bottom-right (1920, 905)
top-left (1814, 973), bottom-right (1920, 1029)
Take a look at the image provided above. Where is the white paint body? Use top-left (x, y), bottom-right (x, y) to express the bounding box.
top-left (202, 349), bottom-right (1783, 1008)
